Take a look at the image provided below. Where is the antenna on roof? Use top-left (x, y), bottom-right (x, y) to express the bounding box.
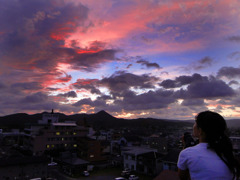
top-left (51, 109), bottom-right (54, 114)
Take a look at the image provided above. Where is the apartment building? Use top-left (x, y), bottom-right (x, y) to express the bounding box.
top-left (23, 111), bottom-right (89, 156)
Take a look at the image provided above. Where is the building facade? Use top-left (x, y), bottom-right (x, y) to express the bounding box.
top-left (23, 112), bottom-right (89, 156)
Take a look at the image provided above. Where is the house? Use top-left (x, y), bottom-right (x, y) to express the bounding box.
top-left (136, 151), bottom-right (164, 176)
top-left (56, 152), bottom-right (89, 177)
top-left (122, 146), bottom-right (157, 171)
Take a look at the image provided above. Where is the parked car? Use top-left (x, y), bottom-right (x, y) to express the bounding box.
top-left (123, 168), bottom-right (131, 171)
top-left (128, 174), bottom-right (139, 180)
top-left (121, 170), bottom-right (130, 177)
top-left (115, 177), bottom-right (126, 180)
top-left (82, 170), bottom-right (90, 176)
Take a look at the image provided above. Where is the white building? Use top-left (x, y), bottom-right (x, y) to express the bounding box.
top-left (122, 146), bottom-right (157, 171)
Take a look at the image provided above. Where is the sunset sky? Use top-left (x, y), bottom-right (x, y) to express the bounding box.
top-left (0, 0), bottom-right (240, 120)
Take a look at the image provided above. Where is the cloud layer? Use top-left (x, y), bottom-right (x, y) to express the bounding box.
top-left (0, 0), bottom-right (240, 119)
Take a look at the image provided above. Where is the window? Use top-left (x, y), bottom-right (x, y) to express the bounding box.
top-left (73, 144), bottom-right (77, 147)
top-left (46, 145), bottom-right (50, 148)
top-left (56, 132), bottom-right (60, 135)
top-left (73, 132), bottom-right (77, 135)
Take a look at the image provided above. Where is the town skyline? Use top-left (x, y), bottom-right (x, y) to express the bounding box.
top-left (0, 0), bottom-right (240, 120)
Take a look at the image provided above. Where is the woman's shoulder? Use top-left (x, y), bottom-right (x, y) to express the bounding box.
top-left (180, 143), bottom-right (206, 154)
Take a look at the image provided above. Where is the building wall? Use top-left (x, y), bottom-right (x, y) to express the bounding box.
top-left (24, 125), bottom-right (89, 156)
top-left (124, 153), bottom-right (136, 170)
top-left (77, 138), bottom-right (109, 162)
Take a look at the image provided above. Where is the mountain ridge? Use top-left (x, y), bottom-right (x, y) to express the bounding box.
top-left (0, 110), bottom-right (194, 130)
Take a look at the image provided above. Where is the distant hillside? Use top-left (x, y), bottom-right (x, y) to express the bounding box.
top-left (0, 110), bottom-right (193, 130)
top-left (183, 119), bottom-right (240, 129)
top-left (226, 119), bottom-right (240, 128)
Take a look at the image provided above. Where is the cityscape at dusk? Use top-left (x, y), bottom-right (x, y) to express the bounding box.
top-left (1, 0), bottom-right (240, 120)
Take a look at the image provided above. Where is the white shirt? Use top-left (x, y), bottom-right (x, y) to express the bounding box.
top-left (177, 143), bottom-right (233, 180)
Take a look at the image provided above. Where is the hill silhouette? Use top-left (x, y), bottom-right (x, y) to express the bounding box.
top-left (0, 110), bottom-right (193, 130)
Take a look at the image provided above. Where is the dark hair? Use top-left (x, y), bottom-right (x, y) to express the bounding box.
top-left (196, 111), bottom-right (240, 179)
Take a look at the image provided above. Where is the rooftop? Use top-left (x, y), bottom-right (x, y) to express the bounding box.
top-left (52, 122), bottom-right (77, 126)
top-left (122, 146), bottom-right (157, 155)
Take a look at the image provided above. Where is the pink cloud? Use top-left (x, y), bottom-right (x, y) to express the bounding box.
top-left (67, 0), bottom-right (240, 54)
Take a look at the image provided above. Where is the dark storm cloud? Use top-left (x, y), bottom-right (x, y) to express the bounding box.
top-left (0, 0), bottom-right (121, 116)
top-left (100, 71), bottom-right (159, 93)
top-left (229, 80), bottom-right (239, 86)
top-left (58, 91), bottom-right (77, 98)
top-left (217, 67), bottom-right (240, 79)
top-left (68, 49), bottom-right (118, 71)
top-left (116, 89), bottom-right (175, 110)
top-left (228, 36), bottom-right (240, 43)
top-left (11, 82), bottom-right (43, 90)
top-left (0, 89), bottom-right (80, 115)
top-left (136, 60), bottom-right (161, 69)
top-left (0, 0), bottom-right (88, 35)
top-left (160, 73), bottom-right (207, 89)
top-left (46, 87), bottom-right (60, 91)
top-left (181, 99), bottom-right (205, 106)
top-left (72, 79), bottom-right (101, 94)
top-left (20, 92), bottom-right (48, 103)
top-left (0, 0), bottom-right (89, 54)
top-left (0, 0), bottom-right (118, 73)
top-left (71, 73), bottom-right (235, 113)
top-left (73, 88), bottom-right (176, 112)
top-left (175, 77), bottom-right (235, 99)
top-left (73, 98), bottom-right (107, 107)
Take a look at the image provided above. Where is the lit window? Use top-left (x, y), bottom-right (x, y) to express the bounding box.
top-left (51, 145), bottom-right (55, 148)
top-left (73, 132), bottom-right (77, 135)
top-left (46, 145), bottom-right (50, 148)
top-left (56, 132), bottom-right (60, 135)
top-left (62, 138), bottom-right (64, 141)
top-left (73, 144), bottom-right (77, 147)
top-left (90, 155), bottom-right (94, 158)
top-left (64, 144), bottom-right (67, 147)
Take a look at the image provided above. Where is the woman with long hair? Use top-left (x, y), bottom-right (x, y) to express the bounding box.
top-left (178, 111), bottom-right (240, 180)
